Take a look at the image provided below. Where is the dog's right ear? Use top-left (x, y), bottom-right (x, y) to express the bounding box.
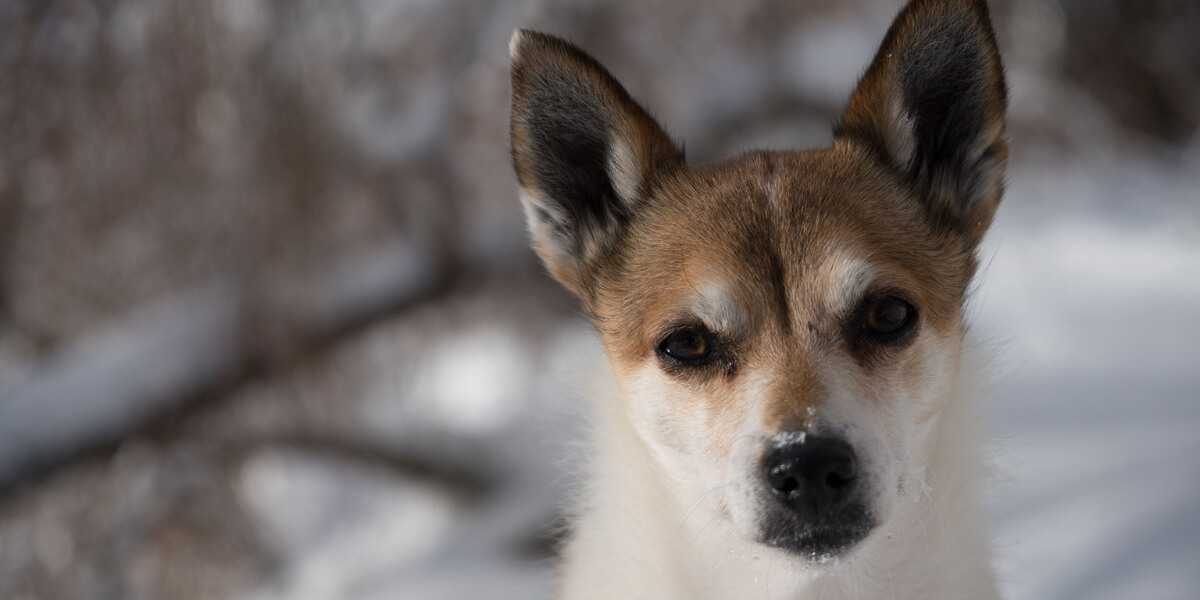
top-left (510, 30), bottom-right (683, 299)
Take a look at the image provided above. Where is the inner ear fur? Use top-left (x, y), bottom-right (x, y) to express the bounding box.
top-left (836, 0), bottom-right (1008, 245)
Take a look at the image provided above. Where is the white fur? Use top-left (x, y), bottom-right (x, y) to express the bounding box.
top-left (607, 135), bottom-right (642, 207)
top-left (884, 93), bottom-right (917, 170)
top-left (823, 251), bottom-right (875, 318)
top-left (691, 279), bottom-right (747, 336)
top-left (519, 187), bottom-right (573, 265)
top-left (509, 29), bottom-right (524, 60)
top-left (521, 185), bottom-right (620, 268)
top-left (559, 336), bottom-right (1000, 600)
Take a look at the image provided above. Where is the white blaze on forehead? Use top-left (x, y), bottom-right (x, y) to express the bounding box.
top-left (823, 249), bottom-right (875, 318)
top-left (690, 279), bottom-right (747, 335)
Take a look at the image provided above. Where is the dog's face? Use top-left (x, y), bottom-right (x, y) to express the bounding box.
top-left (586, 150), bottom-right (984, 560)
top-left (510, 0), bottom-right (1006, 562)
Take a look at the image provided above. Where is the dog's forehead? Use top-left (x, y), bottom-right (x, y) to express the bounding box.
top-left (649, 148), bottom-right (906, 261)
top-left (598, 145), bottom-right (970, 356)
top-left (633, 148), bottom-right (907, 300)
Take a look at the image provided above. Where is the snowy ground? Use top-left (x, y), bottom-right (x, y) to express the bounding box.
top-left (978, 152), bottom-right (1200, 600)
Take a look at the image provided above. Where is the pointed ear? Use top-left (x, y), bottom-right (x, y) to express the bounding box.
top-left (509, 30), bottom-right (683, 299)
top-left (836, 0), bottom-right (1008, 245)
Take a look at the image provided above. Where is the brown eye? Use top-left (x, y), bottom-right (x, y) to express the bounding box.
top-left (658, 327), bottom-right (712, 364)
top-left (863, 295), bottom-right (917, 339)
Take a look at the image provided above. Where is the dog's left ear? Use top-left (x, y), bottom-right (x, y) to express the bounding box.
top-left (509, 30), bottom-right (683, 300)
top-left (836, 0), bottom-right (1007, 245)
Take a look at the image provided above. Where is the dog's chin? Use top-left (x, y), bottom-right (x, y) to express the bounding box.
top-left (757, 502), bottom-right (875, 563)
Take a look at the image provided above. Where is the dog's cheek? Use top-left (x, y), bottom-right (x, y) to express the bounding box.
top-left (878, 330), bottom-right (964, 510)
top-left (622, 364), bottom-right (713, 475)
top-left (904, 331), bottom-right (963, 422)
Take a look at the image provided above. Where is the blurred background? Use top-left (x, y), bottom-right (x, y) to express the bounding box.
top-left (1, 1), bottom-right (1197, 599)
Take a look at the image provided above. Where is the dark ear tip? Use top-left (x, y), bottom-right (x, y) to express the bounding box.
top-left (916, 0), bottom-right (1003, 39)
top-left (509, 29), bottom-right (545, 64)
top-left (509, 29), bottom-right (584, 66)
top-left (509, 29), bottom-right (526, 60)
top-left (906, 0), bottom-right (993, 14)
top-left (509, 29), bottom-right (550, 61)
top-left (898, 0), bottom-right (999, 38)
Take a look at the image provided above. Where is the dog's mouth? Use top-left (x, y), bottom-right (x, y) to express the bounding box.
top-left (758, 502), bottom-right (874, 561)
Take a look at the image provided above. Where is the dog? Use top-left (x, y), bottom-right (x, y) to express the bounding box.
top-left (509, 0), bottom-right (1007, 597)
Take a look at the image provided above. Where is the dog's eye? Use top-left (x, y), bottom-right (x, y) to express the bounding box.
top-left (862, 295), bottom-right (917, 340)
top-left (658, 327), bottom-right (712, 364)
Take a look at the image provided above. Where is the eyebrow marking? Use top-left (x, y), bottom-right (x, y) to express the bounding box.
top-left (690, 279), bottom-right (745, 336)
top-left (824, 250), bottom-right (875, 318)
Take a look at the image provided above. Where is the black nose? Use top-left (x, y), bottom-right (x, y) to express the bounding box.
top-left (763, 435), bottom-right (858, 519)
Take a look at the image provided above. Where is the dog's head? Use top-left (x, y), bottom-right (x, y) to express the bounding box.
top-left (510, 0), bottom-right (1006, 562)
